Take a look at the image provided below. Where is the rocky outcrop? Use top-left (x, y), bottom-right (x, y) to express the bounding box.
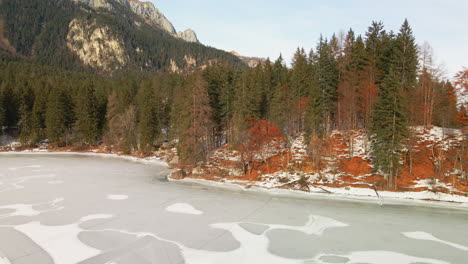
top-left (177, 29), bottom-right (199, 43)
top-left (73, 0), bottom-right (113, 9)
top-left (230, 51), bottom-right (266, 68)
top-left (73, 0), bottom-right (199, 43)
top-left (66, 18), bottom-right (128, 71)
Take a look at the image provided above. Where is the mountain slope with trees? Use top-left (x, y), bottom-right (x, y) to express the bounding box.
top-left (0, 0), bottom-right (245, 73)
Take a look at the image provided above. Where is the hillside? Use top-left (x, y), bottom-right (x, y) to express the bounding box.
top-left (0, 0), bottom-right (245, 73)
top-left (172, 126), bottom-right (468, 202)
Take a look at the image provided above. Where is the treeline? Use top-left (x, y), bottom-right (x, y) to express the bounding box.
top-left (1, 20), bottom-right (466, 188)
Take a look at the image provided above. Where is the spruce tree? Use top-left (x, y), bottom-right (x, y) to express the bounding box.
top-left (370, 66), bottom-right (408, 188)
top-left (138, 80), bottom-right (159, 154)
top-left (291, 48), bottom-right (311, 98)
top-left (45, 88), bottom-right (72, 145)
top-left (74, 82), bottom-right (99, 145)
top-left (307, 37), bottom-right (339, 135)
top-left (393, 19), bottom-right (419, 93)
top-left (365, 21), bottom-right (387, 83)
top-left (18, 84), bottom-right (34, 145)
top-left (0, 85), bottom-right (5, 128)
top-left (392, 19), bottom-right (419, 126)
top-left (29, 88), bottom-right (48, 144)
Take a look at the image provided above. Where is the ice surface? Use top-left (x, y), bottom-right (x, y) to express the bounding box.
top-left (403, 231), bottom-right (468, 251)
top-left (0, 154), bottom-right (467, 264)
top-left (106, 194), bottom-right (129, 201)
top-left (48, 180), bottom-right (64, 185)
top-left (316, 251), bottom-right (449, 264)
top-left (12, 216), bottom-right (108, 264)
top-left (0, 198), bottom-right (64, 219)
top-left (0, 174), bottom-right (57, 193)
top-left (166, 203), bottom-right (203, 215)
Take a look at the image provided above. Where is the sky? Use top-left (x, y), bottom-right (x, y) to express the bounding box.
top-left (152, 0), bottom-right (467, 77)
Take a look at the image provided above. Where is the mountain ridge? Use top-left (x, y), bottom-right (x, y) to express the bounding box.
top-left (0, 0), bottom-right (245, 73)
top-left (73, 0), bottom-right (199, 43)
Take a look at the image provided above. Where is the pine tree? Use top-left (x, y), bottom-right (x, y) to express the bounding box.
top-left (365, 21), bottom-right (387, 83)
top-left (29, 88), bottom-right (48, 144)
top-left (393, 19), bottom-right (419, 93)
top-left (0, 85), bottom-right (5, 128)
top-left (138, 80), bottom-right (159, 154)
top-left (307, 37), bottom-right (339, 135)
top-left (370, 66), bottom-right (408, 188)
top-left (74, 82), bottom-right (99, 145)
top-left (291, 47), bottom-right (311, 98)
top-left (18, 84), bottom-right (34, 145)
top-left (390, 19), bottom-right (418, 127)
top-left (45, 87), bottom-right (72, 145)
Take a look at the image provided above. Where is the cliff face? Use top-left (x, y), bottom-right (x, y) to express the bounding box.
top-left (66, 18), bottom-right (128, 72)
top-left (73, 0), bottom-right (199, 43)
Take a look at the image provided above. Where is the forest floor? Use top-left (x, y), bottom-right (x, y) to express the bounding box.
top-left (1, 126), bottom-right (467, 204)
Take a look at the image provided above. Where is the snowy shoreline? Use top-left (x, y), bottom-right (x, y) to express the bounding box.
top-left (0, 151), bottom-right (170, 167)
top-left (1, 151), bottom-right (467, 209)
top-left (169, 176), bottom-right (468, 210)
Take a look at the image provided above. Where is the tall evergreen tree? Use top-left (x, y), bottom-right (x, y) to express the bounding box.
top-left (370, 66), bottom-right (408, 188)
top-left (18, 83), bottom-right (34, 145)
top-left (74, 82), bottom-right (99, 145)
top-left (308, 37), bottom-right (339, 135)
top-left (46, 87), bottom-right (72, 145)
top-left (138, 80), bottom-right (159, 153)
top-left (392, 19), bottom-right (419, 93)
top-left (0, 85), bottom-right (5, 128)
top-left (291, 47), bottom-right (311, 98)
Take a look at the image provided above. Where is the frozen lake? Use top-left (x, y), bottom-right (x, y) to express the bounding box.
top-left (0, 154), bottom-right (467, 264)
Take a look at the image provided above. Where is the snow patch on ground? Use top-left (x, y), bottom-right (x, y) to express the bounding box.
top-left (166, 203), bottom-right (203, 215)
top-left (0, 198), bottom-right (64, 219)
top-left (106, 194), bottom-right (129, 201)
top-left (403, 231), bottom-right (468, 251)
top-left (290, 135), bottom-right (307, 163)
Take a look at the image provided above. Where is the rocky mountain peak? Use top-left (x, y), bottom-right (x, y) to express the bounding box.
top-left (73, 0), bottom-right (199, 43)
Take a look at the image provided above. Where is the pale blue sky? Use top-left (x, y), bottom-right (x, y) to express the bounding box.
top-left (153, 0), bottom-right (467, 77)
